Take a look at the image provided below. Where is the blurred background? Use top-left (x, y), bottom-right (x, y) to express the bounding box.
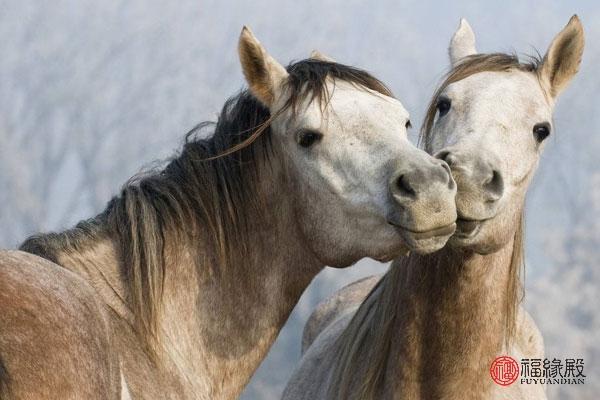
top-left (0, 1), bottom-right (598, 398)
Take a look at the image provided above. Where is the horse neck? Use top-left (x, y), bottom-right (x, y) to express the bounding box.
top-left (49, 164), bottom-right (323, 399)
top-left (382, 239), bottom-right (517, 399)
top-left (51, 232), bottom-right (134, 324)
top-left (157, 187), bottom-right (322, 398)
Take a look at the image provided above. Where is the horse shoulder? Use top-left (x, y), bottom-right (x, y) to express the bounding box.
top-left (301, 274), bottom-right (382, 354)
top-left (0, 250), bottom-right (120, 399)
top-left (492, 307), bottom-right (547, 400)
top-left (516, 306), bottom-right (545, 359)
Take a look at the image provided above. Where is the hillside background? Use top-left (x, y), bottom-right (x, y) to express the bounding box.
top-left (0, 1), bottom-right (597, 398)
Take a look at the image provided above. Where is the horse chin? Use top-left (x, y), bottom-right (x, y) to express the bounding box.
top-left (448, 216), bottom-right (509, 255)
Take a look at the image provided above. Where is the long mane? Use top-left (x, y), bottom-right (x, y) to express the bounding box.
top-left (19, 59), bottom-right (392, 350)
top-left (327, 53), bottom-right (537, 400)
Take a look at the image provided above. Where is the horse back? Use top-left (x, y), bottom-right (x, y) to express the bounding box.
top-left (0, 250), bottom-right (120, 399)
top-left (301, 274), bottom-right (381, 354)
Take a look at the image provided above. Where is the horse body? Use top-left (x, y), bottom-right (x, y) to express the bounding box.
top-left (301, 274), bottom-right (382, 354)
top-left (283, 16), bottom-right (583, 400)
top-left (0, 28), bottom-right (458, 399)
top-left (0, 250), bottom-right (120, 400)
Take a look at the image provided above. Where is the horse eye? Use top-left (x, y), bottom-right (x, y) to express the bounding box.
top-left (533, 122), bottom-right (551, 143)
top-left (405, 120), bottom-right (412, 129)
top-left (436, 98), bottom-right (451, 117)
top-left (298, 129), bottom-right (323, 148)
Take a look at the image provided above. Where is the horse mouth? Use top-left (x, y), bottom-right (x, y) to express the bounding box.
top-left (455, 217), bottom-right (486, 238)
top-left (388, 221), bottom-right (457, 241)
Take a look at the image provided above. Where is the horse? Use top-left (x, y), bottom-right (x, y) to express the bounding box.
top-left (0, 27), bottom-right (458, 399)
top-left (282, 15), bottom-right (584, 400)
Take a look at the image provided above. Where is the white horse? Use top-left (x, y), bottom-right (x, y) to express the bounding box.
top-left (283, 15), bottom-right (584, 400)
top-left (0, 28), bottom-right (458, 399)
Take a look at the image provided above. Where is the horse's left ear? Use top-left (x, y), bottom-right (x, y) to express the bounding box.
top-left (539, 15), bottom-right (585, 98)
top-left (238, 26), bottom-right (289, 108)
top-left (310, 50), bottom-right (336, 63)
top-left (449, 18), bottom-right (477, 66)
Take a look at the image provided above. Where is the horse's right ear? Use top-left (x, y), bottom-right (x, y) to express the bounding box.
top-left (449, 18), bottom-right (477, 66)
top-left (238, 26), bottom-right (288, 108)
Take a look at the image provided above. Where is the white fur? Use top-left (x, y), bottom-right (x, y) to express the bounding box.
top-left (120, 370), bottom-right (132, 400)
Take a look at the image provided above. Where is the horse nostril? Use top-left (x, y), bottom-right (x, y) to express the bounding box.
top-left (439, 161), bottom-right (456, 190)
top-left (483, 169), bottom-right (504, 199)
top-left (395, 174), bottom-right (417, 199)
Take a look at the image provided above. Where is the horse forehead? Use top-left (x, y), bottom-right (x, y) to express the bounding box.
top-left (450, 71), bottom-right (550, 117)
top-left (326, 82), bottom-right (408, 128)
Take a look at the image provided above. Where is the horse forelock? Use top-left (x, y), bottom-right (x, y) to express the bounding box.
top-left (283, 59), bottom-right (394, 116)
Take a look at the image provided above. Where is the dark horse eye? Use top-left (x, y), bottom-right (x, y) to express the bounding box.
top-left (436, 98), bottom-right (451, 117)
top-left (298, 129), bottom-right (323, 148)
top-left (405, 120), bottom-right (412, 129)
top-left (533, 122), bottom-right (551, 143)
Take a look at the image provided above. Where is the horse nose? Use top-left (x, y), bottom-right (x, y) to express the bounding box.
top-left (390, 160), bottom-right (455, 203)
top-left (481, 167), bottom-right (504, 201)
top-left (435, 150), bottom-right (455, 166)
top-left (435, 150), bottom-right (504, 202)
top-left (388, 158), bottom-right (457, 235)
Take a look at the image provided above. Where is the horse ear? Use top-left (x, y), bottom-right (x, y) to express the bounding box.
top-left (310, 50), bottom-right (336, 63)
top-left (238, 26), bottom-right (289, 107)
top-left (539, 15), bottom-right (584, 98)
top-left (449, 18), bottom-right (477, 66)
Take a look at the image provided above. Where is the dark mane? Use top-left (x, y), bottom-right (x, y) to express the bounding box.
top-left (19, 59), bottom-right (392, 349)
